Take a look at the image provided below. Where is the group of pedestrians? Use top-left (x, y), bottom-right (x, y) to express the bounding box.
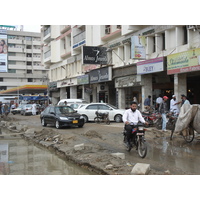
top-left (0, 102), bottom-right (17, 117)
top-left (156, 94), bottom-right (190, 132)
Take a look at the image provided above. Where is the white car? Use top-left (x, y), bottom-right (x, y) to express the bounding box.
top-left (76, 103), bottom-right (125, 123)
top-left (68, 103), bottom-right (88, 111)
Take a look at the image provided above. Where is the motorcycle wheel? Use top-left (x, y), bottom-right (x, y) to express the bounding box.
top-left (94, 117), bottom-right (100, 124)
top-left (155, 118), bottom-right (162, 130)
top-left (137, 137), bottom-right (147, 158)
top-left (182, 126), bottom-right (195, 143)
top-left (123, 135), bottom-right (132, 152)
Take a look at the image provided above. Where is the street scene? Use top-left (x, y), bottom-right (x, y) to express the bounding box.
top-left (1, 25), bottom-right (200, 179)
top-left (0, 109), bottom-right (200, 175)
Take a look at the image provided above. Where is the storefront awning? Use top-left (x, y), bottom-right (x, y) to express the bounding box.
top-left (0, 85), bottom-right (48, 95)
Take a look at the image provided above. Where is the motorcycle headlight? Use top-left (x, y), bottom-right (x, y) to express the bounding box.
top-left (59, 117), bottom-right (68, 120)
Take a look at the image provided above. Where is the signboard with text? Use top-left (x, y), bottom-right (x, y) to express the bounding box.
top-left (137, 57), bottom-right (164, 74)
top-left (167, 48), bottom-right (200, 74)
top-left (131, 36), bottom-right (146, 59)
top-left (83, 46), bottom-right (107, 65)
top-left (0, 32), bottom-right (8, 73)
top-left (89, 67), bottom-right (112, 83)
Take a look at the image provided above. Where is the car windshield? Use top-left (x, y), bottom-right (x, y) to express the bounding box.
top-left (55, 106), bottom-right (75, 114)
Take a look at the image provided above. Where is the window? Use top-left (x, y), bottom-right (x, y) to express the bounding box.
top-left (105, 25), bottom-right (111, 34)
top-left (99, 105), bottom-right (110, 110)
top-left (86, 104), bottom-right (98, 110)
top-left (8, 69), bottom-right (16, 73)
top-left (117, 25), bottom-right (121, 29)
top-left (0, 78), bottom-right (3, 82)
top-left (183, 26), bottom-right (188, 45)
top-left (153, 36), bottom-right (156, 52)
top-left (27, 70), bottom-right (32, 74)
top-left (28, 78), bottom-right (33, 82)
top-left (0, 86), bottom-right (6, 90)
top-left (162, 33), bottom-right (165, 50)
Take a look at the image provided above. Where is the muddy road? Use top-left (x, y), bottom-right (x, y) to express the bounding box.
top-left (2, 114), bottom-right (200, 175)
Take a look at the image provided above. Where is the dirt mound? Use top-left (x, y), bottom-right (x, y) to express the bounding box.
top-left (83, 130), bottom-right (102, 139)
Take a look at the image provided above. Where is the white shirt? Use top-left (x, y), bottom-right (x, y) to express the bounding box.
top-left (123, 109), bottom-right (145, 124)
top-left (170, 99), bottom-right (179, 114)
top-left (156, 97), bottom-right (163, 104)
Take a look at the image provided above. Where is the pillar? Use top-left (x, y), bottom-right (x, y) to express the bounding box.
top-left (174, 73), bottom-right (187, 102)
top-left (141, 74), bottom-right (152, 111)
top-left (60, 87), bottom-right (67, 99)
top-left (118, 88), bottom-right (125, 109)
top-left (70, 86), bottom-right (77, 98)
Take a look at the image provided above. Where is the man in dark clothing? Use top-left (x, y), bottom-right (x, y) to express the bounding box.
top-left (144, 95), bottom-right (151, 110)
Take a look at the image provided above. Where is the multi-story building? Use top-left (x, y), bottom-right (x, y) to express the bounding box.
top-left (0, 26), bottom-right (48, 97)
top-left (42, 25), bottom-right (200, 109)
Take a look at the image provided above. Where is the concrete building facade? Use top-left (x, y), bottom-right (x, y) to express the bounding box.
top-left (0, 27), bottom-right (48, 96)
top-left (42, 25), bottom-right (200, 109)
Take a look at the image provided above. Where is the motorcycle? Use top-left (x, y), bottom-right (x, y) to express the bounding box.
top-left (123, 122), bottom-right (147, 158)
top-left (142, 111), bottom-right (158, 127)
top-left (94, 110), bottom-right (110, 125)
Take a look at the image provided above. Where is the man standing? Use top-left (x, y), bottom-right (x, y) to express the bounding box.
top-left (170, 95), bottom-right (179, 114)
top-left (156, 94), bottom-right (163, 110)
top-left (123, 102), bottom-right (147, 148)
top-left (32, 103), bottom-right (37, 115)
top-left (159, 96), bottom-right (169, 132)
top-left (144, 95), bottom-right (151, 110)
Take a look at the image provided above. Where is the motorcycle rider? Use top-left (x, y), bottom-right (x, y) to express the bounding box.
top-left (123, 101), bottom-right (148, 148)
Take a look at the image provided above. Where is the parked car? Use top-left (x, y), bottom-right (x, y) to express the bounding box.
top-left (20, 104), bottom-right (40, 115)
top-left (11, 105), bottom-right (22, 115)
top-left (76, 103), bottom-right (125, 123)
top-left (40, 105), bottom-right (85, 129)
top-left (69, 103), bottom-right (88, 111)
top-left (57, 99), bottom-right (88, 106)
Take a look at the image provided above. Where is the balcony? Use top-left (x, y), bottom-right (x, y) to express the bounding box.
top-left (43, 27), bottom-right (51, 42)
top-left (60, 25), bottom-right (71, 34)
top-left (44, 50), bottom-right (51, 63)
top-left (73, 31), bottom-right (86, 49)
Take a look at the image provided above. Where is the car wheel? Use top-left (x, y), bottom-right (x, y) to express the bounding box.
top-left (82, 115), bottom-right (88, 123)
top-left (55, 120), bottom-right (61, 129)
top-left (41, 118), bottom-right (47, 127)
top-left (114, 114), bottom-right (122, 123)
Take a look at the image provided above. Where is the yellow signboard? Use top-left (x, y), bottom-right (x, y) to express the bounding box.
top-left (167, 48), bottom-right (200, 74)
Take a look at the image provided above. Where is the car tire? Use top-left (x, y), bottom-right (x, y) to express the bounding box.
top-left (55, 120), bottom-right (61, 129)
top-left (78, 124), bottom-right (84, 128)
top-left (82, 115), bottom-right (88, 123)
top-left (114, 114), bottom-right (122, 123)
top-left (41, 118), bottom-right (47, 127)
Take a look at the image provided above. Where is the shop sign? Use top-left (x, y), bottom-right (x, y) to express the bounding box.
top-left (167, 48), bottom-right (200, 74)
top-left (115, 75), bottom-right (141, 88)
top-left (57, 78), bottom-right (77, 88)
top-left (89, 67), bottom-right (112, 83)
top-left (131, 36), bottom-right (146, 59)
top-left (83, 46), bottom-right (107, 65)
top-left (77, 74), bottom-right (89, 85)
top-left (137, 57), bottom-right (164, 74)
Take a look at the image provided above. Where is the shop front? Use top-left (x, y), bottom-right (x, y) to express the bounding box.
top-left (88, 66), bottom-right (113, 103)
top-left (167, 48), bottom-right (200, 104)
top-left (115, 75), bottom-right (142, 109)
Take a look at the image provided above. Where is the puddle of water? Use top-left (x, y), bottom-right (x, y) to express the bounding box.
top-left (0, 139), bottom-right (96, 175)
top-left (146, 136), bottom-right (200, 174)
